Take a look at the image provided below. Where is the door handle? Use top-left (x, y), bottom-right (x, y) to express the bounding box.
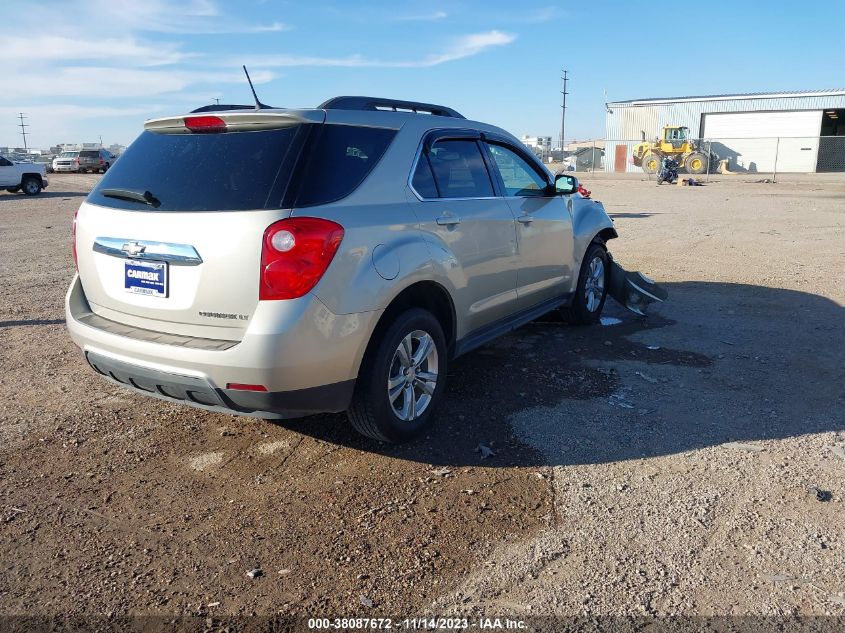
top-left (517, 215), bottom-right (535, 224)
top-left (436, 215), bottom-right (461, 226)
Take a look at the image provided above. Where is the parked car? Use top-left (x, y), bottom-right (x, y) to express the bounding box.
top-left (53, 151), bottom-right (81, 173)
top-left (65, 97), bottom-right (630, 442)
top-left (0, 154), bottom-right (49, 195)
top-left (78, 149), bottom-right (116, 173)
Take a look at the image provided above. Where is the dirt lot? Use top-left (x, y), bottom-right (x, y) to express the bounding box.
top-left (1, 172), bottom-right (844, 621)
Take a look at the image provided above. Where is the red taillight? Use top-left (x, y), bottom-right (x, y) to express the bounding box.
top-left (184, 115), bottom-right (227, 134)
top-left (71, 208), bottom-right (79, 270)
top-left (99, 158), bottom-right (104, 164)
top-left (226, 383), bottom-right (268, 392)
top-left (259, 218), bottom-right (344, 300)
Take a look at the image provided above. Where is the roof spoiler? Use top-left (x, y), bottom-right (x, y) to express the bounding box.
top-left (319, 96), bottom-right (465, 119)
top-left (190, 104), bottom-right (269, 113)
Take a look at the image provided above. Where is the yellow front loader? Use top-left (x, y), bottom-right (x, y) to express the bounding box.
top-left (632, 126), bottom-right (709, 174)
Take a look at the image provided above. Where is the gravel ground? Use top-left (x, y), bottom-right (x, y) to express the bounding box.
top-left (0, 172), bottom-right (843, 620)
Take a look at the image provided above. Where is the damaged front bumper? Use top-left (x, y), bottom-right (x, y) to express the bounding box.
top-left (607, 254), bottom-right (668, 315)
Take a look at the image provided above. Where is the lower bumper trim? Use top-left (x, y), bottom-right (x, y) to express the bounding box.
top-left (85, 351), bottom-right (355, 419)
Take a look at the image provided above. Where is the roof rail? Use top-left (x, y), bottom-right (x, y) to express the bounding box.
top-left (319, 96), bottom-right (465, 119)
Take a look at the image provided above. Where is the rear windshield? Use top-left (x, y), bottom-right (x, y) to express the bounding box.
top-left (88, 123), bottom-right (395, 212)
top-left (88, 127), bottom-right (309, 212)
top-left (80, 150), bottom-right (100, 158)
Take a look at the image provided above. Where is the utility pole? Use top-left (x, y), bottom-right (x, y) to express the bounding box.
top-left (18, 113), bottom-right (29, 150)
top-left (213, 97), bottom-right (221, 105)
top-left (560, 69), bottom-right (569, 156)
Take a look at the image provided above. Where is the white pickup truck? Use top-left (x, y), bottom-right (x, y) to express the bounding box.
top-left (0, 155), bottom-right (49, 195)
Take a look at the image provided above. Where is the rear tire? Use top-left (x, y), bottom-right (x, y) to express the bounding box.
top-left (686, 152), bottom-right (707, 174)
top-left (22, 177), bottom-right (42, 196)
top-left (560, 243), bottom-right (609, 325)
top-left (348, 308), bottom-right (447, 443)
top-left (102, 163), bottom-right (110, 173)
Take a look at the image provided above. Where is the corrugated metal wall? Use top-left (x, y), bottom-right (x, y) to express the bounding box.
top-left (604, 92), bottom-right (845, 173)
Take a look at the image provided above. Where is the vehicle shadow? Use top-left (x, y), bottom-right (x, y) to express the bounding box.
top-left (609, 212), bottom-right (660, 219)
top-left (0, 191), bottom-right (88, 202)
top-left (279, 282), bottom-right (844, 467)
top-left (0, 318), bottom-right (66, 328)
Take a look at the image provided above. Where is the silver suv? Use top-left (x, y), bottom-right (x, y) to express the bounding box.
top-left (66, 97), bottom-right (624, 442)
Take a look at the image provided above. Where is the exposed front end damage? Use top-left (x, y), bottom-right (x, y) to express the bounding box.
top-left (606, 253), bottom-right (668, 316)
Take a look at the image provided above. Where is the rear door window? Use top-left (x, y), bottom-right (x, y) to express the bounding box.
top-left (427, 140), bottom-right (494, 199)
top-left (293, 125), bottom-right (396, 207)
top-left (87, 127), bottom-right (309, 212)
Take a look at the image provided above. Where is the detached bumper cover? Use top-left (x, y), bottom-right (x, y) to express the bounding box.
top-left (607, 256), bottom-right (668, 315)
top-left (85, 350), bottom-right (354, 418)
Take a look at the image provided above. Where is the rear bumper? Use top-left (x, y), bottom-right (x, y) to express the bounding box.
top-left (85, 350), bottom-right (355, 418)
top-left (65, 275), bottom-right (380, 418)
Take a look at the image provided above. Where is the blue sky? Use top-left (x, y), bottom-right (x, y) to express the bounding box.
top-left (1, 0), bottom-right (841, 148)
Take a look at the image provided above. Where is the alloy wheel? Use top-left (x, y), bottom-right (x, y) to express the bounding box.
top-left (387, 330), bottom-right (439, 422)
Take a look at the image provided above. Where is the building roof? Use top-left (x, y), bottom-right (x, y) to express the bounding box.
top-left (609, 89), bottom-right (845, 106)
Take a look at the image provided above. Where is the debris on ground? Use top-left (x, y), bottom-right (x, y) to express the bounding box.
top-left (724, 442), bottom-right (765, 453)
top-left (246, 569), bottom-right (263, 579)
top-left (635, 371), bottom-right (658, 384)
top-left (476, 444), bottom-right (495, 459)
top-left (359, 596), bottom-right (374, 608)
top-left (429, 467), bottom-right (452, 477)
top-left (830, 445), bottom-right (845, 463)
top-left (806, 485), bottom-right (832, 503)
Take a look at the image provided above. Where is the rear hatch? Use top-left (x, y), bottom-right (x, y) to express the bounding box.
top-left (75, 110), bottom-right (324, 341)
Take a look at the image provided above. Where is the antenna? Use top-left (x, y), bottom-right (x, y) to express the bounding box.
top-left (242, 65), bottom-right (269, 110)
top-left (603, 89), bottom-right (613, 114)
top-left (18, 113), bottom-right (29, 150)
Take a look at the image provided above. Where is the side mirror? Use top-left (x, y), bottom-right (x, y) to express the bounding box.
top-left (554, 173), bottom-right (579, 195)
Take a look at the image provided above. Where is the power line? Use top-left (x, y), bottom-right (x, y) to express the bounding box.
top-left (18, 113), bottom-right (29, 150)
top-left (560, 70), bottom-right (569, 154)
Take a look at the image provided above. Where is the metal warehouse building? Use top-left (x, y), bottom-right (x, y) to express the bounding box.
top-left (605, 89), bottom-right (845, 173)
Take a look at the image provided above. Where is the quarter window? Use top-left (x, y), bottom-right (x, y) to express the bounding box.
top-left (426, 139), bottom-right (494, 199)
top-left (295, 124), bottom-right (396, 207)
top-left (411, 154), bottom-right (439, 198)
top-left (487, 144), bottom-right (548, 197)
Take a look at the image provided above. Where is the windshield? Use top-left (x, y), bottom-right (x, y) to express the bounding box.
top-left (60, 152), bottom-right (79, 158)
top-left (88, 127), bottom-right (310, 212)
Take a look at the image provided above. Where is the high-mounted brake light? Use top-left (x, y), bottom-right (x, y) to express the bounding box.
top-left (260, 218), bottom-right (344, 300)
top-left (71, 208), bottom-right (79, 271)
top-left (184, 115), bottom-right (227, 133)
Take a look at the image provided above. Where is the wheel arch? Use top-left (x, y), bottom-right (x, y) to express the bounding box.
top-left (365, 280), bottom-right (457, 364)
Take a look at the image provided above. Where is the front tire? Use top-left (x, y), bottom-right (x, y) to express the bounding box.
top-left (22, 177), bottom-right (42, 196)
top-left (348, 308), bottom-right (447, 443)
top-left (642, 154), bottom-right (659, 174)
top-left (686, 152), bottom-right (707, 174)
top-left (560, 243), bottom-right (609, 325)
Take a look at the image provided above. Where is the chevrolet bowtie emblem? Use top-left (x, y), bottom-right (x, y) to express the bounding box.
top-left (122, 241), bottom-right (146, 256)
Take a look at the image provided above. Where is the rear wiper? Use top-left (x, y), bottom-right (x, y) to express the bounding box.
top-left (101, 188), bottom-right (161, 209)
